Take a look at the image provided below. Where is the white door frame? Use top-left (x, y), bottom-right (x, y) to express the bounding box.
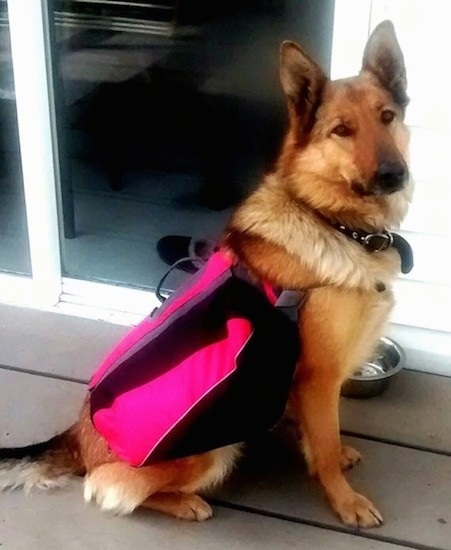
top-left (3, 0), bottom-right (61, 307)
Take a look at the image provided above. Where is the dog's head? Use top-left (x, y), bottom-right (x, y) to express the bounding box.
top-left (278, 20), bottom-right (411, 228)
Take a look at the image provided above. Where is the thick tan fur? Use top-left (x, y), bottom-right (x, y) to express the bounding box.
top-left (0, 21), bottom-right (410, 528)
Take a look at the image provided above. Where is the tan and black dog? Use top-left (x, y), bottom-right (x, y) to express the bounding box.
top-left (0, 21), bottom-right (411, 528)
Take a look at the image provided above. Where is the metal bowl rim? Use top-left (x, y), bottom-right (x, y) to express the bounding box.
top-left (348, 337), bottom-right (405, 382)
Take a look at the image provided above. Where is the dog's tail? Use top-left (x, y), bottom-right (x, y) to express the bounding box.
top-left (0, 428), bottom-right (84, 494)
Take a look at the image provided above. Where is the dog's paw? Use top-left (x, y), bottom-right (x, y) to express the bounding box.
top-left (331, 490), bottom-right (383, 528)
top-left (142, 492), bottom-right (214, 521)
top-left (340, 445), bottom-right (362, 470)
top-left (171, 494), bottom-right (213, 521)
top-left (83, 473), bottom-right (140, 515)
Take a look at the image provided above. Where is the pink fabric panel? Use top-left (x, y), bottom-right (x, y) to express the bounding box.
top-left (91, 316), bottom-right (253, 466)
top-left (89, 251), bottom-right (232, 389)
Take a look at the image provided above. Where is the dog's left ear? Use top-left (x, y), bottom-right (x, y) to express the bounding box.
top-left (362, 20), bottom-right (408, 109)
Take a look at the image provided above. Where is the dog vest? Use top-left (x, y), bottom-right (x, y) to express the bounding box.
top-left (89, 251), bottom-right (300, 467)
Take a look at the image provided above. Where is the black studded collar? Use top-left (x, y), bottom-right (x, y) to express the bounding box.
top-left (326, 219), bottom-right (414, 274)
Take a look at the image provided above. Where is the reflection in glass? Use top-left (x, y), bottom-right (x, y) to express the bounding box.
top-left (51, 0), bottom-right (333, 289)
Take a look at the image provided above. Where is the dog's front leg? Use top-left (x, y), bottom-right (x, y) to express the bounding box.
top-left (294, 287), bottom-right (385, 528)
top-left (294, 369), bottom-right (382, 528)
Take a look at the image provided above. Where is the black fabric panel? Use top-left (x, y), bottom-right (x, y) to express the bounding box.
top-left (143, 278), bottom-right (299, 464)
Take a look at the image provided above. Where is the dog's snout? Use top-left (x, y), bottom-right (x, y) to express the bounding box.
top-left (373, 160), bottom-right (408, 194)
top-left (377, 160), bottom-right (407, 182)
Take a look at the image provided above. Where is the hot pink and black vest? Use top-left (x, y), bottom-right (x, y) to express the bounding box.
top-left (89, 251), bottom-right (300, 467)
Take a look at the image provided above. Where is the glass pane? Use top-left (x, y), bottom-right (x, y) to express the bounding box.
top-left (50, 0), bottom-right (333, 290)
top-left (0, 3), bottom-right (31, 275)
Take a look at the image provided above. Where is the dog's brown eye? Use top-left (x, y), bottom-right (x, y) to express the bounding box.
top-left (331, 124), bottom-right (352, 137)
top-left (381, 109), bottom-right (395, 124)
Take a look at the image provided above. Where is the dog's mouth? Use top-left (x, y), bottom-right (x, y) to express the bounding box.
top-left (351, 181), bottom-right (405, 197)
top-left (351, 182), bottom-right (374, 197)
top-left (351, 181), bottom-right (403, 197)
top-left (351, 176), bottom-right (408, 197)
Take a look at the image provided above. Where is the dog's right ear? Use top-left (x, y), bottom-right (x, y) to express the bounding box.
top-left (280, 41), bottom-right (327, 130)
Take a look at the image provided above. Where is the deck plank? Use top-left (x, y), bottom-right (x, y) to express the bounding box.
top-left (213, 430), bottom-right (451, 549)
top-left (340, 369), bottom-right (451, 453)
top-left (0, 303), bottom-right (127, 381)
top-left (0, 482), bottom-right (409, 550)
top-left (0, 369), bottom-right (85, 446)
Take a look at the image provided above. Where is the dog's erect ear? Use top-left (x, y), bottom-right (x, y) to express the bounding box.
top-left (280, 41), bottom-right (327, 130)
top-left (362, 20), bottom-right (408, 108)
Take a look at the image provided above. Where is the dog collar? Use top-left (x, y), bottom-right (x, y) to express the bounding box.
top-left (330, 221), bottom-right (414, 274)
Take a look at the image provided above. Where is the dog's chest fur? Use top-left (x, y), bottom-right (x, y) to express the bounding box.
top-left (230, 174), bottom-right (402, 294)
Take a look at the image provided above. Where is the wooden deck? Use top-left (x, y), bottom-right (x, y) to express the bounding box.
top-left (0, 303), bottom-right (450, 550)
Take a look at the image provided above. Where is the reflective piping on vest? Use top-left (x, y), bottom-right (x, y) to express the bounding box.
top-left (137, 328), bottom-right (255, 467)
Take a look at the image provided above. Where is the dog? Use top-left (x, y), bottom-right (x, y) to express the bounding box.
top-left (0, 20), bottom-right (411, 528)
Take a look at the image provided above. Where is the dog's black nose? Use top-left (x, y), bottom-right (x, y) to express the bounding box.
top-left (374, 160), bottom-right (408, 194)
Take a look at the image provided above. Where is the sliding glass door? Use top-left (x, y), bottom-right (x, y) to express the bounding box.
top-left (47, 0), bottom-right (334, 290)
top-left (2, 0), bottom-right (333, 314)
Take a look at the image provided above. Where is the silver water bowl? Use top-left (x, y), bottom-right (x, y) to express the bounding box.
top-left (341, 337), bottom-right (405, 398)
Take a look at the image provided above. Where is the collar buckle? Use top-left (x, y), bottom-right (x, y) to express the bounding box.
top-left (363, 232), bottom-right (394, 252)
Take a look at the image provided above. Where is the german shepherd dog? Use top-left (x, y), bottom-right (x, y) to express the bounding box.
top-left (0, 21), bottom-right (411, 528)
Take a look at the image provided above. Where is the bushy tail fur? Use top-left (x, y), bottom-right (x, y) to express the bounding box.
top-left (0, 428), bottom-right (84, 493)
